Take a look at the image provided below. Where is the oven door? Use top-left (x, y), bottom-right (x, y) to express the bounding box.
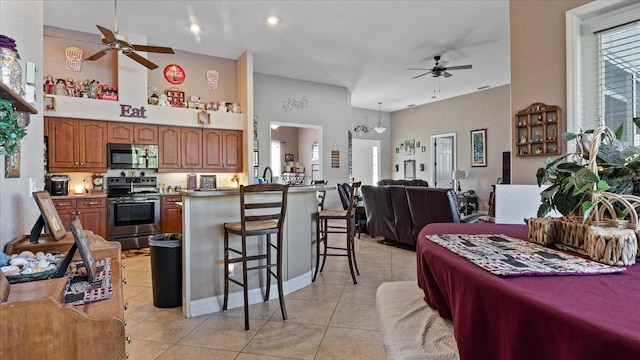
top-left (107, 197), bottom-right (161, 248)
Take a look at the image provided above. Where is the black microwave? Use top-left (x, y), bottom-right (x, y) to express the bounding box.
top-left (108, 143), bottom-right (159, 169)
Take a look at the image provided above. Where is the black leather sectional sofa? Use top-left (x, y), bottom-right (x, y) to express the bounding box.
top-left (361, 182), bottom-right (480, 248)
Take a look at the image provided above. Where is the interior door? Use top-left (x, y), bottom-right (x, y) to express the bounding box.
top-left (433, 136), bottom-right (454, 188)
top-left (352, 139), bottom-right (380, 185)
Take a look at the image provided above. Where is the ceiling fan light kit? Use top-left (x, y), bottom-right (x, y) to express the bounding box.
top-left (408, 55), bottom-right (472, 79)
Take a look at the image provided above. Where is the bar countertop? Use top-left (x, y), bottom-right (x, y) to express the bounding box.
top-left (179, 184), bottom-right (334, 197)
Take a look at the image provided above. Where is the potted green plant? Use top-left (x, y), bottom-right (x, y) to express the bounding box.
top-left (536, 118), bottom-right (640, 220)
top-left (0, 98), bottom-right (26, 155)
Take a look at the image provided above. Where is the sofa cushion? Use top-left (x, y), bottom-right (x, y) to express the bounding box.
top-left (362, 185), bottom-right (398, 241)
top-left (406, 187), bottom-right (461, 241)
top-left (389, 186), bottom-right (414, 246)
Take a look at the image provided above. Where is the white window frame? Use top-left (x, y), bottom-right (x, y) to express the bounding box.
top-left (566, 0), bottom-right (640, 153)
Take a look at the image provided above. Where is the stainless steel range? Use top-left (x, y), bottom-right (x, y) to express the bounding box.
top-left (107, 176), bottom-right (161, 249)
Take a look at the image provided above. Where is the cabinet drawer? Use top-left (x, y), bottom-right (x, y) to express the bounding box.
top-left (162, 196), bottom-right (182, 204)
top-left (52, 199), bottom-right (76, 211)
top-left (77, 197), bottom-right (106, 209)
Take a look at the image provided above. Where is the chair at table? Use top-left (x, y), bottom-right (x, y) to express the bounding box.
top-left (314, 182), bottom-right (361, 284)
top-left (223, 183), bottom-right (289, 330)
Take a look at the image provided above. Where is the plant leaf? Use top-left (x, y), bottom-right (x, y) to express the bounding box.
top-left (614, 123), bottom-right (624, 139)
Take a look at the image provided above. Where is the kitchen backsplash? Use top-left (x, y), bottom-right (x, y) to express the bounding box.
top-left (47, 170), bottom-right (244, 193)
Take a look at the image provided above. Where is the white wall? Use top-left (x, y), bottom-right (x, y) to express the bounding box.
top-left (0, 0), bottom-right (45, 251)
top-left (390, 85), bottom-right (511, 211)
top-left (254, 73), bottom-right (351, 209)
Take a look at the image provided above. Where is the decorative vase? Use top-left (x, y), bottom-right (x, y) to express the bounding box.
top-left (0, 47), bottom-right (22, 95)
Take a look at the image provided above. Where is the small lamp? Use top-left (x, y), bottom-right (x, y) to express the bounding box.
top-left (452, 170), bottom-right (466, 193)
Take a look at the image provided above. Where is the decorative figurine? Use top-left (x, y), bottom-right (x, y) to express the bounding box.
top-left (53, 78), bottom-right (69, 96)
top-left (66, 78), bottom-right (75, 97)
top-left (44, 75), bottom-right (55, 94)
top-left (520, 135), bottom-right (527, 143)
top-left (534, 132), bottom-right (542, 142)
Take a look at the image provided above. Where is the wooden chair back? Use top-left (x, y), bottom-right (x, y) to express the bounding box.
top-left (239, 183), bottom-right (289, 231)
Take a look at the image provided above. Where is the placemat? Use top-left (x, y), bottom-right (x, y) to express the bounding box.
top-left (64, 257), bottom-right (112, 305)
top-left (427, 234), bottom-right (626, 277)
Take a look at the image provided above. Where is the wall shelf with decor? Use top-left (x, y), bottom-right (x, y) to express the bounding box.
top-left (0, 82), bottom-right (38, 114)
top-left (514, 102), bottom-right (561, 157)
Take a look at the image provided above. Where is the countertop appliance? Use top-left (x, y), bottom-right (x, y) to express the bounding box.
top-left (106, 176), bottom-right (161, 249)
top-left (46, 175), bottom-right (69, 196)
top-left (107, 143), bottom-right (159, 169)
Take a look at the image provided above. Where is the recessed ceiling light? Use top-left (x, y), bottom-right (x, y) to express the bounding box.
top-left (267, 16), bottom-right (280, 26)
top-left (190, 23), bottom-right (201, 34)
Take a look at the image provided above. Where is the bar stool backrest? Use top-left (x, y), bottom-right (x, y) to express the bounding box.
top-left (239, 183), bottom-right (289, 232)
top-left (312, 180), bottom-right (328, 211)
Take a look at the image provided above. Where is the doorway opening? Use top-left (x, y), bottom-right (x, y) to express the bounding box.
top-left (352, 139), bottom-right (381, 185)
top-left (269, 122), bottom-right (322, 182)
top-left (430, 132), bottom-right (457, 188)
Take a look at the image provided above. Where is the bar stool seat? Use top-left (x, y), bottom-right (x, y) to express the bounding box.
top-left (314, 182), bottom-right (361, 284)
top-left (223, 183), bottom-right (289, 331)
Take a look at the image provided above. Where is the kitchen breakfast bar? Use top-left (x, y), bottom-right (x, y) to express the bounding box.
top-left (178, 185), bottom-right (333, 318)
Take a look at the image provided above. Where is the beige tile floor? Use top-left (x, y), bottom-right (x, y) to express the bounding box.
top-left (122, 232), bottom-right (418, 360)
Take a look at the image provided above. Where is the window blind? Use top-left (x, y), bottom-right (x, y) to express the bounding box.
top-left (598, 21), bottom-right (640, 145)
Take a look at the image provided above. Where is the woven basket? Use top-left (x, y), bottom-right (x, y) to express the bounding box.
top-left (529, 126), bottom-right (640, 265)
top-left (528, 218), bottom-right (561, 246)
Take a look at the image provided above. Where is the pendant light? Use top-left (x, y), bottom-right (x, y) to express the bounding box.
top-left (374, 102), bottom-right (387, 134)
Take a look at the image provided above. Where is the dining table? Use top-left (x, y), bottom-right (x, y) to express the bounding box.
top-left (417, 222), bottom-right (640, 360)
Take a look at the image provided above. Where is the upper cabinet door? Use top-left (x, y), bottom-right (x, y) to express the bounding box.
top-left (48, 118), bottom-right (78, 169)
top-left (107, 122), bottom-right (135, 143)
top-left (202, 129), bottom-right (223, 169)
top-left (223, 130), bottom-right (243, 171)
top-left (158, 126), bottom-right (181, 168)
top-left (181, 128), bottom-right (203, 169)
top-left (134, 124), bottom-right (158, 144)
top-left (78, 120), bottom-right (107, 168)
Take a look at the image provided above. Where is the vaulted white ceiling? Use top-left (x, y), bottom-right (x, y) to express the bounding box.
top-left (43, 0), bottom-right (511, 112)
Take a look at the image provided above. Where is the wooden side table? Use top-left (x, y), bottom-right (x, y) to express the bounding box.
top-left (458, 195), bottom-right (478, 215)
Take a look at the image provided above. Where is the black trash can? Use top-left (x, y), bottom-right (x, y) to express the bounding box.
top-left (149, 233), bottom-right (182, 308)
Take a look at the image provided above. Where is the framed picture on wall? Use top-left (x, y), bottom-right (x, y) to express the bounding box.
top-left (471, 128), bottom-right (487, 167)
top-left (285, 154), bottom-right (294, 162)
top-left (405, 140), bottom-right (415, 155)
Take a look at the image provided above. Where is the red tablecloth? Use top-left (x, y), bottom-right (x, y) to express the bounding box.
top-left (417, 223), bottom-right (640, 360)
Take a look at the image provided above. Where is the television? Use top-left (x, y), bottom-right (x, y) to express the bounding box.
top-left (30, 191), bottom-right (67, 243)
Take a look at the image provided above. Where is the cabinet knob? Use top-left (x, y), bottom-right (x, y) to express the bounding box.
top-left (80, 162), bottom-right (84, 166)
top-left (125, 352), bottom-right (129, 359)
top-left (74, 162), bottom-right (79, 165)
top-left (123, 302), bottom-right (129, 310)
top-left (122, 278), bottom-right (127, 285)
top-left (125, 334), bottom-right (132, 344)
top-left (122, 263), bottom-right (126, 269)
top-left (124, 320), bottom-right (127, 326)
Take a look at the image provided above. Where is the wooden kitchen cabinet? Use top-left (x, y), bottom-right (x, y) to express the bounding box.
top-left (203, 129), bottom-right (243, 172)
top-left (51, 197), bottom-right (107, 238)
top-left (1, 234), bottom-right (127, 359)
top-left (47, 117), bottom-right (107, 172)
top-left (108, 122), bottom-right (158, 144)
top-left (158, 126), bottom-right (203, 169)
top-left (161, 195), bottom-right (182, 233)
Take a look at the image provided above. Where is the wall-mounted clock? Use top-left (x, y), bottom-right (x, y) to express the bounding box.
top-left (92, 173), bottom-right (104, 192)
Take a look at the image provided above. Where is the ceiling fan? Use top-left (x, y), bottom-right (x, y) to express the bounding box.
top-left (85, 0), bottom-right (174, 70)
top-left (408, 55), bottom-right (472, 79)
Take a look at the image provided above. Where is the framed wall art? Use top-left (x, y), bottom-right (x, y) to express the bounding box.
top-left (32, 191), bottom-right (66, 241)
top-left (405, 139), bottom-right (415, 155)
top-left (471, 128), bottom-right (487, 167)
top-left (197, 110), bottom-right (210, 124)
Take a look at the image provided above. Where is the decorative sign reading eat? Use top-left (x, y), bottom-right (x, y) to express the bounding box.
top-left (120, 104), bottom-right (147, 118)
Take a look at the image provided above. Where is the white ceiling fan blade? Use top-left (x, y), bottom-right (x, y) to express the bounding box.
top-left (412, 71), bottom-right (433, 79)
top-left (445, 65), bottom-right (472, 71)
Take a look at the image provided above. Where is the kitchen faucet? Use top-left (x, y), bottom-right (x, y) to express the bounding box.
top-left (262, 167), bottom-right (273, 183)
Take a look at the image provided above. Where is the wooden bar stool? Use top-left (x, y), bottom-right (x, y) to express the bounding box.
top-left (313, 182), bottom-right (361, 284)
top-left (223, 183), bottom-right (289, 330)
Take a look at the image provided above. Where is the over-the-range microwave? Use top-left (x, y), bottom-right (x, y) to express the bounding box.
top-left (107, 143), bottom-right (159, 169)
